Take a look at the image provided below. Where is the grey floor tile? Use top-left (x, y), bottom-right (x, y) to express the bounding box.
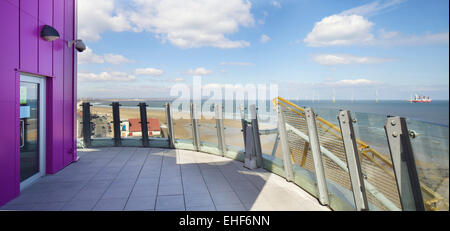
top-left (0, 203), bottom-right (37, 211)
top-left (61, 200), bottom-right (98, 211)
top-left (210, 191), bottom-right (242, 205)
top-left (72, 188), bottom-right (106, 201)
top-left (205, 182), bottom-right (234, 193)
top-left (184, 193), bottom-right (214, 207)
top-left (32, 202), bottom-right (66, 211)
top-left (155, 195), bottom-right (185, 211)
top-left (183, 184), bottom-right (210, 194)
top-left (93, 198), bottom-right (127, 211)
top-left (134, 177), bottom-right (159, 187)
top-left (216, 203), bottom-right (246, 211)
top-left (130, 186), bottom-right (158, 198)
top-left (186, 205), bottom-right (216, 211)
top-left (101, 186), bottom-right (133, 199)
top-left (124, 196), bottom-right (157, 211)
top-left (158, 184), bottom-right (183, 196)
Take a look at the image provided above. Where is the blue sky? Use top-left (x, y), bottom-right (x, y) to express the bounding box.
top-left (77, 0), bottom-right (449, 100)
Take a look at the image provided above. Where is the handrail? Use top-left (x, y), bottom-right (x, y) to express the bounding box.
top-left (273, 96), bottom-right (444, 210)
top-left (285, 123), bottom-right (400, 211)
top-left (274, 97), bottom-right (392, 166)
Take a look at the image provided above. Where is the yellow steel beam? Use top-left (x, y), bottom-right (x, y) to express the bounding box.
top-left (301, 141), bottom-right (310, 167)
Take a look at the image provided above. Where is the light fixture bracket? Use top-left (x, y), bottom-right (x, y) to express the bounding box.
top-left (68, 39), bottom-right (82, 48)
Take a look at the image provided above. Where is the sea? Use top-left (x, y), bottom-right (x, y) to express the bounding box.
top-left (88, 99), bottom-right (449, 126)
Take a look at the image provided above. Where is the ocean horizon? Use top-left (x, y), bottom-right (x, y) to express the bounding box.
top-left (81, 99), bottom-right (449, 126)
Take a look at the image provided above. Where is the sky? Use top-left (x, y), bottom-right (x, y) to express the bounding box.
top-left (77, 0), bottom-right (449, 100)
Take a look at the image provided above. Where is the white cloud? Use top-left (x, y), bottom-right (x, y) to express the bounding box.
top-left (78, 72), bottom-right (136, 82)
top-left (78, 0), bottom-right (132, 42)
top-left (258, 11), bottom-right (269, 25)
top-left (304, 0), bottom-right (448, 47)
top-left (77, 47), bottom-right (134, 65)
top-left (260, 34), bottom-right (271, 44)
top-left (220, 62), bottom-right (253, 66)
top-left (340, 0), bottom-right (405, 17)
top-left (183, 67), bottom-right (213, 75)
top-left (104, 54), bottom-right (135, 65)
top-left (304, 14), bottom-right (374, 47)
top-left (128, 0), bottom-right (255, 49)
top-left (78, 47), bottom-right (104, 64)
top-left (376, 30), bottom-right (449, 46)
top-left (135, 68), bottom-right (165, 76)
top-left (313, 54), bottom-right (395, 65)
top-left (271, 1), bottom-right (281, 8)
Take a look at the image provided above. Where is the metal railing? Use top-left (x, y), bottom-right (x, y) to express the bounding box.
top-left (76, 98), bottom-right (449, 211)
top-left (272, 97), bottom-right (448, 211)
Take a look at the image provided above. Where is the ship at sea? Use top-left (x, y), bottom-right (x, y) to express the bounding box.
top-left (409, 94), bottom-right (432, 103)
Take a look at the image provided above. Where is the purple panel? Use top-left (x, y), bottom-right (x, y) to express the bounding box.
top-left (20, 0), bottom-right (38, 73)
top-left (72, 0), bottom-right (79, 161)
top-left (1, 0), bottom-right (77, 206)
top-left (5, 0), bottom-right (19, 8)
top-left (63, 0), bottom-right (75, 166)
top-left (47, 0), bottom-right (65, 173)
top-left (0, 0), bottom-right (19, 206)
top-left (39, 0), bottom-right (53, 76)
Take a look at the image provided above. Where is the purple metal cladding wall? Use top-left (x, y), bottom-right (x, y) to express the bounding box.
top-left (0, 0), bottom-right (78, 206)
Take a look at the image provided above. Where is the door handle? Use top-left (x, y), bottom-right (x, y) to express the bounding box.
top-left (20, 120), bottom-right (25, 148)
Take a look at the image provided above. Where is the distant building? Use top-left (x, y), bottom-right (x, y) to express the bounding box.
top-left (121, 118), bottom-right (161, 137)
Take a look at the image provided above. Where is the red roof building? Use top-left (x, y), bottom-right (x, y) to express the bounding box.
top-left (128, 118), bottom-right (161, 132)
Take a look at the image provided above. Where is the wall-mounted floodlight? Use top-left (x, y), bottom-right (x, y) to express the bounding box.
top-left (41, 25), bottom-right (60, 41)
top-left (68, 39), bottom-right (86, 52)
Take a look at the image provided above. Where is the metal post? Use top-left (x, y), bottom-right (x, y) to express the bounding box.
top-left (271, 133), bottom-right (279, 156)
top-left (215, 103), bottom-right (226, 156)
top-left (244, 125), bottom-right (257, 169)
top-left (277, 106), bottom-right (294, 182)
top-left (300, 141), bottom-right (309, 167)
top-left (240, 104), bottom-right (247, 146)
top-left (111, 102), bottom-right (122, 146)
top-left (81, 102), bottom-right (92, 147)
top-left (384, 116), bottom-right (425, 211)
top-left (191, 103), bottom-right (200, 151)
top-left (337, 110), bottom-right (369, 211)
top-left (249, 104), bottom-right (263, 168)
top-left (166, 103), bottom-right (175, 149)
top-left (138, 102), bottom-right (149, 147)
top-left (304, 107), bottom-right (329, 205)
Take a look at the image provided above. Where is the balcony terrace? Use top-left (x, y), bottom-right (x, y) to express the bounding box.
top-left (0, 147), bottom-right (329, 211)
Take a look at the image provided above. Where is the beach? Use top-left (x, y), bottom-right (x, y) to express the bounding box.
top-left (78, 106), bottom-right (279, 156)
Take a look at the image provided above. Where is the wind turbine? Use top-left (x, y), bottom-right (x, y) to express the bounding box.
top-left (375, 89), bottom-right (379, 103)
top-left (332, 88), bottom-right (336, 103)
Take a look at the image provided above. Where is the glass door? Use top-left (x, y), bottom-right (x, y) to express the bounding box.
top-left (20, 75), bottom-right (46, 190)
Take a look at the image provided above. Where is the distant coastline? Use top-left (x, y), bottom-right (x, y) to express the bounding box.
top-left (78, 99), bottom-right (449, 126)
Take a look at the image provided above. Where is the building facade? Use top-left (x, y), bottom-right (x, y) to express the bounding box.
top-left (0, 0), bottom-right (78, 206)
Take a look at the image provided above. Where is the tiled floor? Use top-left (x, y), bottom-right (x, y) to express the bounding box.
top-left (0, 147), bottom-right (330, 211)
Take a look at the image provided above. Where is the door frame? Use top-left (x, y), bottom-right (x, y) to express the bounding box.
top-left (19, 74), bottom-right (46, 191)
